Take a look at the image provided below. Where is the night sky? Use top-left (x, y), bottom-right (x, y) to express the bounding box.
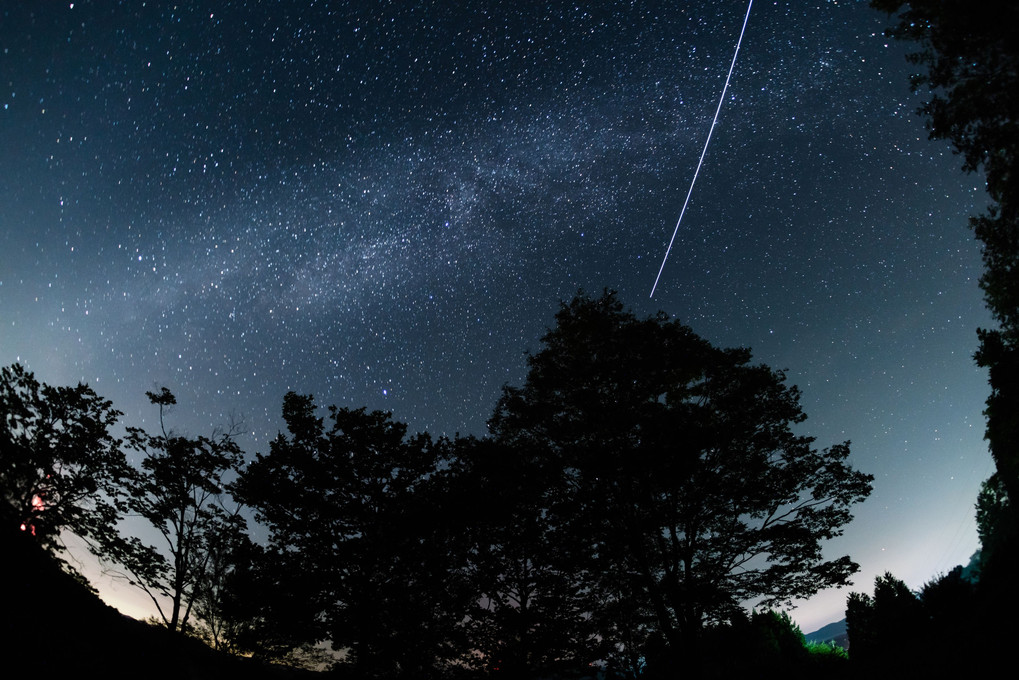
top-left (0, 1), bottom-right (994, 633)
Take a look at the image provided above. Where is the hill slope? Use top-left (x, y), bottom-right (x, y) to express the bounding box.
top-left (1, 527), bottom-right (312, 679)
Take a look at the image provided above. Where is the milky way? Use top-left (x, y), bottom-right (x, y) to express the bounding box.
top-left (0, 1), bottom-right (993, 630)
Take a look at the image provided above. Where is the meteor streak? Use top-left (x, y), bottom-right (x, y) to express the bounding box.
top-left (650, 0), bottom-right (754, 298)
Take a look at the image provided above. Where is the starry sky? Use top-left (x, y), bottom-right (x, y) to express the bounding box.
top-left (0, 1), bottom-right (994, 633)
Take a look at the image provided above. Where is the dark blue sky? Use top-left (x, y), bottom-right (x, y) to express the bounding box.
top-left (0, 0), bottom-right (992, 632)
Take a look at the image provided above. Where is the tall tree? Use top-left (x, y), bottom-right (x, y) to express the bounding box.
top-left (452, 436), bottom-right (604, 678)
top-left (846, 573), bottom-right (923, 672)
top-left (490, 291), bottom-right (873, 671)
top-left (0, 363), bottom-right (145, 578)
top-left (123, 387), bottom-right (245, 634)
top-left (975, 472), bottom-right (1012, 571)
top-left (847, 568), bottom-right (983, 676)
top-left (870, 0), bottom-right (1019, 505)
top-left (236, 392), bottom-right (470, 678)
top-left (189, 508), bottom-right (249, 651)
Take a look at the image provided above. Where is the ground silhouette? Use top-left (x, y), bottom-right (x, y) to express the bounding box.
top-left (1, 524), bottom-right (315, 679)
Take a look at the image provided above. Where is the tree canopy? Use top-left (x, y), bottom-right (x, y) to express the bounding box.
top-left (235, 392), bottom-right (472, 678)
top-left (2, 291), bottom-right (877, 676)
top-left (451, 436), bottom-right (606, 678)
top-left (122, 387), bottom-right (246, 634)
top-left (489, 291), bottom-right (873, 670)
top-left (871, 0), bottom-right (1019, 508)
top-left (0, 363), bottom-right (135, 575)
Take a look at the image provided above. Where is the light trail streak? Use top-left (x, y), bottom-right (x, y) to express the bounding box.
top-left (650, 0), bottom-right (754, 298)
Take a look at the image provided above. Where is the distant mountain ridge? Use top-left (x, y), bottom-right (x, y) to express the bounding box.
top-left (801, 554), bottom-right (985, 653)
top-left (805, 618), bottom-right (848, 649)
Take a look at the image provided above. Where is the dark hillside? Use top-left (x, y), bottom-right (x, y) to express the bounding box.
top-left (1, 526), bottom-right (314, 679)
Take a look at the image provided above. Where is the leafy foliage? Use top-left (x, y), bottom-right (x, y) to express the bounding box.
top-left (451, 436), bottom-right (605, 678)
top-left (871, 0), bottom-right (1019, 513)
top-left (695, 609), bottom-right (849, 680)
top-left (847, 568), bottom-right (982, 676)
top-left (0, 363), bottom-right (140, 575)
top-left (208, 536), bottom-right (334, 666)
top-left (805, 640), bottom-right (848, 660)
top-left (869, 4), bottom-right (1019, 672)
top-left (236, 392), bottom-right (472, 678)
top-left (3, 283), bottom-right (880, 676)
top-left (846, 572), bottom-right (923, 670)
top-left (975, 472), bottom-right (1012, 575)
top-left (869, 1), bottom-right (1019, 202)
top-left (490, 291), bottom-right (873, 668)
top-left (122, 387), bottom-right (245, 634)
top-left (189, 510), bottom-right (250, 651)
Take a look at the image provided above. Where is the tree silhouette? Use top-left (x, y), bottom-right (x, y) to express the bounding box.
top-left (122, 387), bottom-right (245, 634)
top-left (189, 509), bottom-right (249, 652)
top-left (452, 436), bottom-right (604, 678)
top-left (871, 0), bottom-right (1019, 511)
top-left (847, 568), bottom-right (983, 676)
top-left (236, 392), bottom-right (469, 678)
top-left (975, 473), bottom-right (1012, 573)
top-left (0, 363), bottom-right (145, 579)
top-left (846, 573), bottom-right (923, 672)
top-left (490, 291), bottom-right (873, 672)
